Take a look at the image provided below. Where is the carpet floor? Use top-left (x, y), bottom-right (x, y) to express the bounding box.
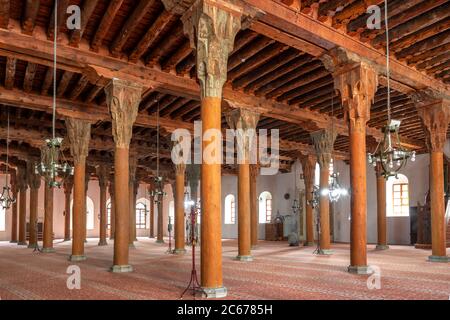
top-left (0, 238), bottom-right (448, 300)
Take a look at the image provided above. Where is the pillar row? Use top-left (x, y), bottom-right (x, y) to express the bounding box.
top-left (300, 154), bottom-right (316, 246)
top-left (97, 165), bottom-right (109, 246)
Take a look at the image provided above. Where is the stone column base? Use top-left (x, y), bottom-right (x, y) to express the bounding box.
top-left (304, 242), bottom-right (314, 246)
top-left (318, 249), bottom-right (333, 255)
top-left (17, 241), bottom-right (27, 246)
top-left (428, 255), bottom-right (449, 262)
top-left (202, 286), bottom-right (227, 299)
top-left (64, 238), bottom-right (71, 242)
top-left (27, 243), bottom-right (38, 249)
top-left (69, 255), bottom-right (87, 262)
top-left (10, 240), bottom-right (17, 243)
top-left (42, 247), bottom-right (55, 253)
top-left (156, 239), bottom-right (165, 244)
top-left (98, 240), bottom-right (108, 246)
top-left (111, 265), bottom-right (133, 273)
top-left (173, 248), bottom-right (187, 254)
top-left (348, 265), bottom-right (371, 274)
top-left (375, 244), bottom-right (389, 250)
top-left (235, 255), bottom-right (253, 262)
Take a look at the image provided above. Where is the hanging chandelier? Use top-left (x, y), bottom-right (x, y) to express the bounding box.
top-left (328, 172), bottom-right (347, 202)
top-left (307, 185), bottom-right (320, 209)
top-left (149, 98), bottom-right (166, 202)
top-left (367, 2), bottom-right (415, 178)
top-left (35, 0), bottom-right (73, 188)
top-left (1, 107), bottom-right (16, 209)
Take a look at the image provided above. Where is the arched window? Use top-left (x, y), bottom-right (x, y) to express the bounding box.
top-left (0, 205), bottom-right (5, 231)
top-left (106, 199), bottom-right (111, 229)
top-left (386, 174), bottom-right (410, 217)
top-left (259, 191), bottom-right (272, 223)
top-left (70, 197), bottom-right (95, 230)
top-left (224, 194), bottom-right (236, 224)
top-left (136, 202), bottom-right (147, 229)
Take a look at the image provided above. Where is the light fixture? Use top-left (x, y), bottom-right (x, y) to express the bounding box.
top-left (35, 0), bottom-right (73, 188)
top-left (0, 107), bottom-right (16, 209)
top-left (367, 2), bottom-right (415, 178)
top-left (149, 98), bottom-right (166, 202)
top-left (328, 172), bottom-right (345, 202)
top-left (307, 185), bottom-right (320, 209)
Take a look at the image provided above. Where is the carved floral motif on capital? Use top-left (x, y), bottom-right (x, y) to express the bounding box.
top-left (16, 165), bottom-right (28, 191)
top-left (225, 108), bottom-right (260, 161)
top-left (416, 99), bottom-right (450, 153)
top-left (65, 117), bottom-right (91, 165)
top-left (96, 165), bottom-right (110, 189)
top-left (310, 128), bottom-right (336, 169)
top-left (299, 154), bottom-right (316, 193)
top-left (182, 0), bottom-right (241, 98)
top-left (104, 79), bottom-right (143, 148)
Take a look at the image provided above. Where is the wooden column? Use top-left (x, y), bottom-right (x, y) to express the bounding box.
top-left (16, 165), bottom-right (28, 246)
top-left (330, 49), bottom-right (378, 274)
top-left (42, 182), bottom-right (55, 252)
top-left (300, 154), bottom-right (316, 246)
top-left (226, 108), bottom-right (260, 261)
top-left (174, 162), bottom-right (186, 254)
top-left (109, 179), bottom-right (115, 240)
top-left (105, 78), bottom-right (142, 272)
top-left (156, 177), bottom-right (165, 244)
top-left (27, 159), bottom-right (41, 249)
top-left (148, 184), bottom-right (155, 238)
top-left (9, 170), bottom-right (18, 243)
top-left (311, 128), bottom-right (337, 254)
top-left (250, 164), bottom-right (258, 248)
top-left (84, 170), bottom-right (89, 243)
top-left (415, 91), bottom-right (450, 262)
top-left (178, 0), bottom-right (244, 298)
top-left (375, 162), bottom-right (388, 250)
top-left (63, 178), bottom-right (73, 241)
top-left (129, 153), bottom-right (138, 247)
top-left (66, 117), bottom-right (91, 261)
top-left (97, 165), bottom-right (109, 246)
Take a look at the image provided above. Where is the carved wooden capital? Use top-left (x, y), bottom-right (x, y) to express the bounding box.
top-left (299, 154), bottom-right (316, 192)
top-left (104, 79), bottom-right (143, 148)
top-left (16, 165), bottom-right (28, 191)
top-left (27, 159), bottom-right (41, 189)
top-left (326, 48), bottom-right (378, 129)
top-left (175, 162), bottom-right (186, 176)
top-left (96, 165), bottom-right (109, 189)
top-left (65, 117), bottom-right (91, 165)
top-left (182, 0), bottom-right (242, 98)
top-left (414, 92), bottom-right (450, 152)
top-left (225, 108), bottom-right (260, 160)
top-left (63, 176), bottom-right (73, 195)
top-left (310, 128), bottom-right (336, 169)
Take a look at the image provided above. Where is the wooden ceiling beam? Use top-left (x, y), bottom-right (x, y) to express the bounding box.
top-left (396, 31), bottom-right (450, 61)
top-left (91, 0), bottom-right (124, 52)
top-left (22, 0), bottom-right (40, 35)
top-left (0, 0), bottom-right (10, 29)
top-left (161, 41), bottom-right (192, 72)
top-left (69, 0), bottom-right (98, 47)
top-left (23, 62), bottom-right (37, 92)
top-left (4, 57), bottom-right (16, 90)
top-left (56, 71), bottom-right (73, 98)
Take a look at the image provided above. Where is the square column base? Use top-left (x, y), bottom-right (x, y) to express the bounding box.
top-left (173, 249), bottom-right (187, 254)
top-left (348, 265), bottom-right (371, 274)
top-left (428, 255), bottom-right (449, 262)
top-left (202, 286), bottom-right (227, 299)
top-left (235, 255), bottom-right (253, 262)
top-left (69, 255), bottom-right (87, 262)
top-left (17, 241), bottom-right (27, 246)
top-left (317, 249), bottom-right (333, 255)
top-left (42, 247), bottom-right (55, 253)
top-left (156, 239), bottom-right (165, 244)
top-left (375, 245), bottom-right (389, 250)
top-left (64, 238), bottom-right (71, 242)
top-left (10, 240), bottom-right (17, 243)
top-left (98, 240), bottom-right (108, 246)
top-left (110, 265), bottom-right (133, 273)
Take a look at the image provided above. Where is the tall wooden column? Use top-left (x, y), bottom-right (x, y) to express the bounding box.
top-left (250, 164), bottom-right (258, 248)
top-left (174, 162), bottom-right (186, 254)
top-left (375, 162), bottom-right (388, 250)
top-left (27, 159), bottom-right (41, 249)
top-left (16, 165), bottom-right (28, 246)
top-left (300, 154), bottom-right (316, 246)
top-left (226, 108), bottom-right (260, 261)
top-left (42, 182), bottom-right (55, 253)
top-left (148, 184), bottom-right (155, 238)
top-left (63, 178), bottom-right (73, 241)
top-left (97, 165), bottom-right (109, 246)
top-left (330, 49), bottom-right (378, 274)
top-left (9, 170), bottom-right (18, 243)
top-left (109, 179), bottom-right (115, 240)
top-left (66, 117), bottom-right (91, 261)
top-left (311, 128), bottom-right (337, 254)
top-left (129, 153), bottom-right (137, 247)
top-left (156, 177), bottom-right (165, 244)
top-left (179, 0), bottom-right (244, 298)
top-left (415, 92), bottom-right (450, 262)
top-left (105, 78), bottom-right (142, 272)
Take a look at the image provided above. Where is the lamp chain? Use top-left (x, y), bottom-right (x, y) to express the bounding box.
top-left (52, 0), bottom-right (57, 140)
top-left (384, 0), bottom-right (391, 124)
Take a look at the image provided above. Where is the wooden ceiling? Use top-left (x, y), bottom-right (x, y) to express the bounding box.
top-left (0, 0), bottom-right (449, 181)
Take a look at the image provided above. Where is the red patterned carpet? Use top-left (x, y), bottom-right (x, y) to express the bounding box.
top-left (0, 238), bottom-right (448, 300)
